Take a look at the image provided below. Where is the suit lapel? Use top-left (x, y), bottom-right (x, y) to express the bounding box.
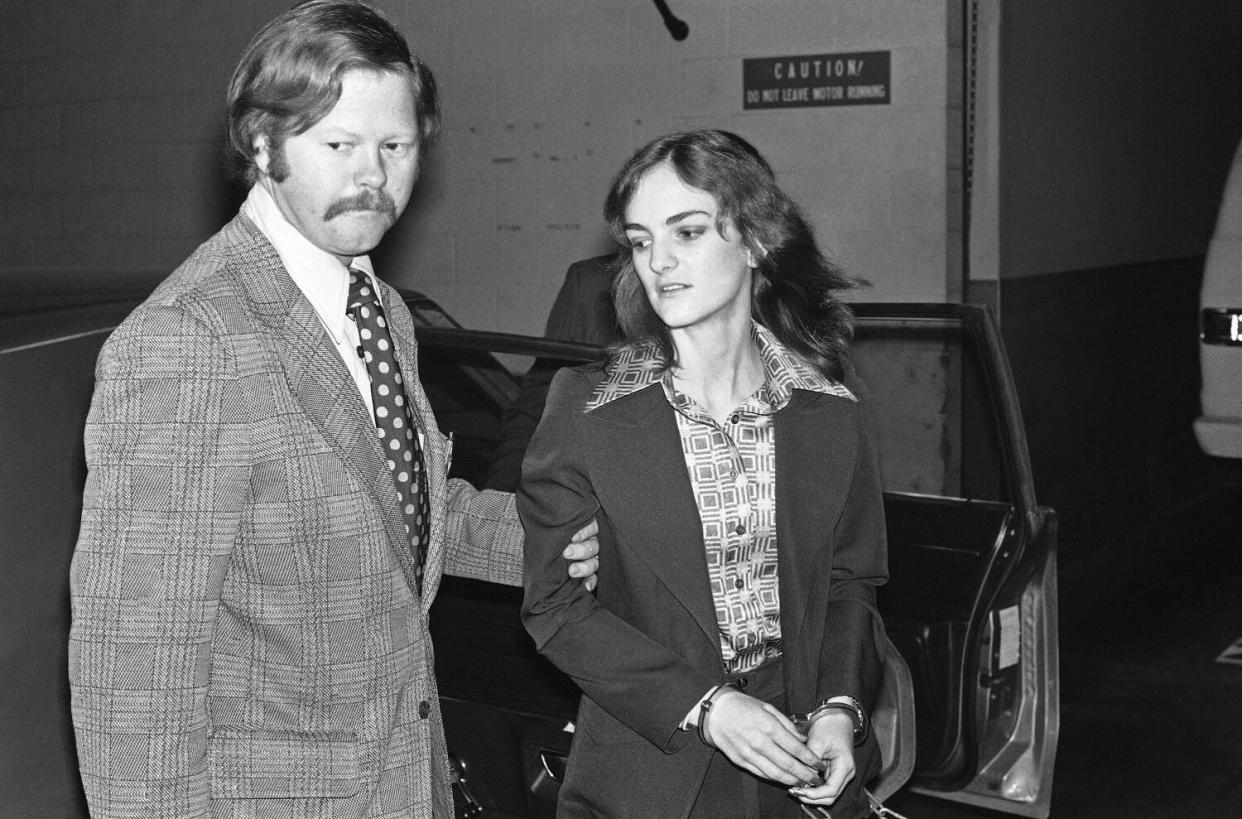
top-left (230, 217), bottom-right (424, 592)
top-left (776, 391), bottom-right (859, 647)
top-left (584, 388), bottom-right (721, 654)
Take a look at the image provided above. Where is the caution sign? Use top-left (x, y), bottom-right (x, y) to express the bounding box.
top-left (743, 51), bottom-right (890, 109)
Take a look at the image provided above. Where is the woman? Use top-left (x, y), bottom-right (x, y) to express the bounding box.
top-left (520, 129), bottom-right (888, 818)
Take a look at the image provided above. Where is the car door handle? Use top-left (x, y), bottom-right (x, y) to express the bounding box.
top-left (540, 749), bottom-right (567, 782)
top-left (448, 752), bottom-right (484, 819)
top-left (527, 747), bottom-right (568, 801)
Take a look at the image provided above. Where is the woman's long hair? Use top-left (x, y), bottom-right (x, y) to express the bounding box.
top-left (603, 129), bottom-right (859, 379)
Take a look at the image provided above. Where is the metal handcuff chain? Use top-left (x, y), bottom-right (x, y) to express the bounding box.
top-left (798, 788), bottom-right (913, 819)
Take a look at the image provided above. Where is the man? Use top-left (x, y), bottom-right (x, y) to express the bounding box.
top-left (541, 255), bottom-right (619, 349)
top-left (68, 3), bottom-right (596, 816)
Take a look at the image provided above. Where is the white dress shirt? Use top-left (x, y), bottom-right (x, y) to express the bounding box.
top-left (242, 183), bottom-right (380, 417)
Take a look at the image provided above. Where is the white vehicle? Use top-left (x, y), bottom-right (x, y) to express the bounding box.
top-left (1197, 139), bottom-right (1242, 457)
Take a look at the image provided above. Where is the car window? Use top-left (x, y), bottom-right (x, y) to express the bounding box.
top-left (415, 344), bottom-right (525, 485)
top-left (851, 316), bottom-right (1007, 504)
top-left (416, 317), bottom-right (1011, 506)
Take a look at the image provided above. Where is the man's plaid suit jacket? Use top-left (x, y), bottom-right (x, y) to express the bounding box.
top-left (69, 213), bottom-right (523, 818)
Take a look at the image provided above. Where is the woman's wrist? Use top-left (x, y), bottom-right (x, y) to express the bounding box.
top-left (696, 683), bottom-right (738, 747)
top-left (798, 695), bottom-right (869, 745)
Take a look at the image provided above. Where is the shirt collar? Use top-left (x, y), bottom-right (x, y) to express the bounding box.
top-left (241, 183), bottom-right (377, 344)
top-left (753, 322), bottom-right (855, 405)
top-left (584, 322), bottom-right (855, 413)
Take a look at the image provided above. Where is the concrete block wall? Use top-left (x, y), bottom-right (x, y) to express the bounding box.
top-left (998, 0), bottom-right (1242, 278)
top-left (392, 0), bottom-right (958, 332)
top-left (1, 2), bottom-right (269, 275)
top-left (991, 1), bottom-right (1242, 608)
top-left (0, 1), bottom-right (957, 335)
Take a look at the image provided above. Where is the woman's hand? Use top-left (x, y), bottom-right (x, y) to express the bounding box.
top-left (702, 688), bottom-right (824, 786)
top-left (788, 711), bottom-right (856, 807)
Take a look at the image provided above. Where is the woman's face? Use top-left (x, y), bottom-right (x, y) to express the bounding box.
top-left (623, 163), bottom-right (756, 335)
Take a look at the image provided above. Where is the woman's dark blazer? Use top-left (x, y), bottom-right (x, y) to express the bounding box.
top-left (519, 361), bottom-right (889, 818)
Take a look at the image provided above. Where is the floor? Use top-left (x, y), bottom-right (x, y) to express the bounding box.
top-left (882, 482), bottom-right (1242, 818)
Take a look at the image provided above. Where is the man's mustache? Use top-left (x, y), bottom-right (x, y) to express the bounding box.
top-left (324, 191), bottom-right (396, 221)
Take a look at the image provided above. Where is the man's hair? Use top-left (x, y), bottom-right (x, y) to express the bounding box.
top-left (603, 129), bottom-right (859, 378)
top-left (226, 0), bottom-right (440, 184)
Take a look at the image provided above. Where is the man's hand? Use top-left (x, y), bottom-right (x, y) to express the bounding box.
top-left (702, 689), bottom-right (824, 786)
top-left (562, 518), bottom-right (599, 591)
top-left (789, 711), bottom-right (857, 807)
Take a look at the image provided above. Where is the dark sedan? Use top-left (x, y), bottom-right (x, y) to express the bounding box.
top-left (0, 290), bottom-right (1056, 817)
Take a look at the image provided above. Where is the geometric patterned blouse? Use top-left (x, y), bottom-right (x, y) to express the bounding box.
top-left (586, 322), bottom-right (855, 673)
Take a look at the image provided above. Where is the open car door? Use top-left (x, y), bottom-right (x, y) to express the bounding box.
top-left (850, 303), bottom-right (1059, 817)
top-left (417, 300), bottom-right (1058, 818)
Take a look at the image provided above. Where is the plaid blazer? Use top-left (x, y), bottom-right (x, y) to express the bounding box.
top-left (69, 213), bottom-right (523, 818)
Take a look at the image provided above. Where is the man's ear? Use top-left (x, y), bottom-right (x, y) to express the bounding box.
top-left (253, 134), bottom-right (272, 176)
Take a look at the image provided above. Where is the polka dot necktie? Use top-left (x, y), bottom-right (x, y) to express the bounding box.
top-left (347, 270), bottom-right (430, 593)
